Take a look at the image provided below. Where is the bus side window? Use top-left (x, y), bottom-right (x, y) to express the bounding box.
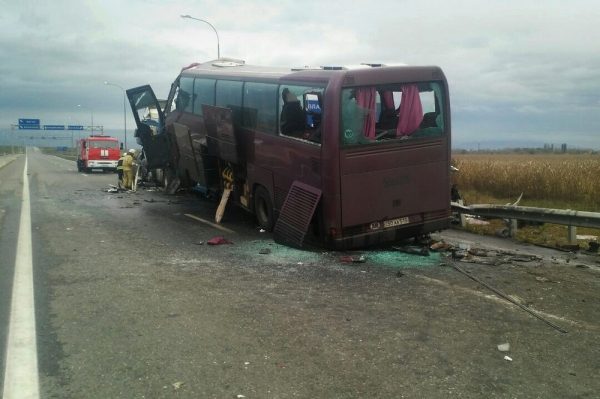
top-left (192, 78), bottom-right (216, 116)
top-left (175, 77), bottom-right (194, 113)
top-left (279, 85), bottom-right (324, 144)
top-left (216, 80), bottom-right (243, 127)
top-left (242, 82), bottom-right (277, 134)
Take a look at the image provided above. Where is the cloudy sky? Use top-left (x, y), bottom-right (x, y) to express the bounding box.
top-left (1, 0), bottom-right (599, 149)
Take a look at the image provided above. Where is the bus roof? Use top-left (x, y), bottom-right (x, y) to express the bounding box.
top-left (180, 59), bottom-right (446, 85)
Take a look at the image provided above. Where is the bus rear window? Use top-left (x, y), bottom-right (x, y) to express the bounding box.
top-left (341, 81), bottom-right (445, 145)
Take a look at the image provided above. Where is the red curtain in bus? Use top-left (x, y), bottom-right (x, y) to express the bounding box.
top-left (397, 84), bottom-right (423, 136)
top-left (355, 87), bottom-right (377, 139)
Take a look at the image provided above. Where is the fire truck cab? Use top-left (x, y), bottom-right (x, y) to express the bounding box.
top-left (77, 135), bottom-right (121, 173)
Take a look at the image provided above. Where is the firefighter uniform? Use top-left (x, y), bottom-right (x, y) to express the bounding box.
top-left (116, 153), bottom-right (126, 188)
top-left (122, 150), bottom-right (135, 189)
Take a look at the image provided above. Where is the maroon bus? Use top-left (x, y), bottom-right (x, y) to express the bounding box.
top-left (127, 59), bottom-right (450, 249)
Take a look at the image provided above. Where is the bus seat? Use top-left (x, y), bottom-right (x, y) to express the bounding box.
top-left (281, 89), bottom-right (305, 135)
top-left (419, 112), bottom-right (437, 128)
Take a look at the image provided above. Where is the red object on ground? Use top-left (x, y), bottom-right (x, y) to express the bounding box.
top-left (207, 236), bottom-right (232, 245)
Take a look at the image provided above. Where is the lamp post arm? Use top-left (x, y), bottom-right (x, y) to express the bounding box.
top-left (181, 15), bottom-right (220, 59)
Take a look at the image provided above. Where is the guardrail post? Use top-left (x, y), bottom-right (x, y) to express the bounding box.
top-left (458, 200), bottom-right (466, 228)
top-left (509, 219), bottom-right (518, 237)
top-left (568, 225), bottom-right (577, 244)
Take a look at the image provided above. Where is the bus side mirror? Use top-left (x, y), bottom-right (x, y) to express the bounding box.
top-left (120, 143), bottom-right (123, 150)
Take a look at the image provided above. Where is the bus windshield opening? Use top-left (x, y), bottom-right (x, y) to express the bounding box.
top-left (341, 81), bottom-right (445, 145)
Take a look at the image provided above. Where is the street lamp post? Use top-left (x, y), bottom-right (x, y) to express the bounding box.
top-left (77, 104), bottom-right (94, 135)
top-left (104, 81), bottom-right (128, 150)
top-left (180, 14), bottom-right (220, 59)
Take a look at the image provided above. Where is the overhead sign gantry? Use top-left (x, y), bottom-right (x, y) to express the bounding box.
top-left (15, 118), bottom-right (101, 132)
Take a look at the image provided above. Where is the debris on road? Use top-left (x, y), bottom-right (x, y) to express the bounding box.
top-left (105, 184), bottom-right (130, 194)
top-left (392, 245), bottom-right (430, 256)
top-left (172, 381), bottom-right (184, 390)
top-left (340, 255), bottom-right (366, 263)
top-left (430, 241), bottom-right (451, 251)
top-left (207, 236), bottom-right (232, 245)
top-left (259, 248), bottom-right (271, 254)
top-left (504, 355), bottom-right (513, 362)
top-left (497, 343), bottom-right (510, 352)
top-left (428, 238), bottom-right (549, 267)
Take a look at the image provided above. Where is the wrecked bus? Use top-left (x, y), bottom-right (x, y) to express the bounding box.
top-left (126, 59), bottom-right (451, 249)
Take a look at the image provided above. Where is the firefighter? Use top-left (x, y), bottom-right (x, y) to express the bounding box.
top-left (116, 152), bottom-right (126, 188)
top-left (122, 149), bottom-right (135, 189)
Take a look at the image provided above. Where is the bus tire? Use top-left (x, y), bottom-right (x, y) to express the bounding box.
top-left (254, 186), bottom-right (274, 231)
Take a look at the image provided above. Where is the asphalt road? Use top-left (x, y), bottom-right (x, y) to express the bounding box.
top-left (1, 149), bottom-right (599, 398)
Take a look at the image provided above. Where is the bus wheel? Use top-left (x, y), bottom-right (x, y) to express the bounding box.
top-left (254, 186), bottom-right (274, 231)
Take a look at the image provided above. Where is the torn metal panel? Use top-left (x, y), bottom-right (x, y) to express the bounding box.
top-left (274, 181), bottom-right (322, 248)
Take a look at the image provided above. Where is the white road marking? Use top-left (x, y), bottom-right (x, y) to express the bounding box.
top-left (184, 213), bottom-right (236, 234)
top-left (3, 150), bottom-right (40, 398)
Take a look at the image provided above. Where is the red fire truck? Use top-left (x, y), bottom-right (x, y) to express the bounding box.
top-left (76, 135), bottom-right (121, 173)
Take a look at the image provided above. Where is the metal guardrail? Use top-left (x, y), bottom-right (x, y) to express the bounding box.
top-left (451, 202), bottom-right (600, 243)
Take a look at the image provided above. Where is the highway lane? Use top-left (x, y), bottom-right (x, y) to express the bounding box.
top-left (0, 154), bottom-right (25, 396)
top-left (1, 148), bottom-right (599, 398)
top-left (8, 148), bottom-right (270, 397)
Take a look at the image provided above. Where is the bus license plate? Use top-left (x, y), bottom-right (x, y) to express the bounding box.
top-left (383, 217), bottom-right (410, 228)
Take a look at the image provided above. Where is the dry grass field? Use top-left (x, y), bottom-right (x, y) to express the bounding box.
top-left (452, 152), bottom-right (600, 248)
top-left (453, 152), bottom-right (600, 211)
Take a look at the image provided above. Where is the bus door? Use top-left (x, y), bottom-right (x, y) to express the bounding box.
top-left (126, 85), bottom-right (170, 169)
